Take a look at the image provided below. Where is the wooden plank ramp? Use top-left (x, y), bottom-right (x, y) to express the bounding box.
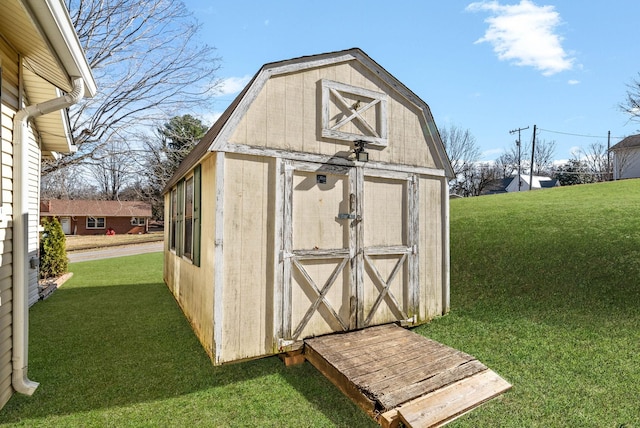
top-left (303, 323), bottom-right (511, 428)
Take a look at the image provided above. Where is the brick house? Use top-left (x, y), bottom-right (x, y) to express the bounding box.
top-left (40, 200), bottom-right (152, 235)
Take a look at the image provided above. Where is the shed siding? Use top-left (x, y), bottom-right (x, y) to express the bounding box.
top-left (220, 153), bottom-right (274, 363)
top-left (230, 61), bottom-right (439, 169)
top-left (419, 176), bottom-right (445, 321)
top-left (0, 38), bottom-right (18, 409)
top-left (164, 154), bottom-right (217, 358)
top-left (164, 50), bottom-right (451, 366)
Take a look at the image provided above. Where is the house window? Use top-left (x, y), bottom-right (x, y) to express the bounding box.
top-left (130, 217), bottom-right (146, 226)
top-left (184, 176), bottom-right (194, 260)
top-left (170, 188), bottom-right (177, 251)
top-left (87, 217), bottom-right (105, 229)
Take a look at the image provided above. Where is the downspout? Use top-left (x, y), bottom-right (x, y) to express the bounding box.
top-left (12, 76), bottom-right (84, 395)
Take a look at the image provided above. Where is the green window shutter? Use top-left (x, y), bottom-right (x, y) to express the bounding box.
top-left (193, 165), bottom-right (202, 267)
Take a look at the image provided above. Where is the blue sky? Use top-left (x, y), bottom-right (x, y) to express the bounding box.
top-left (184, 0), bottom-right (640, 163)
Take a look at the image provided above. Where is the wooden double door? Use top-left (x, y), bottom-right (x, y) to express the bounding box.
top-left (279, 160), bottom-right (419, 344)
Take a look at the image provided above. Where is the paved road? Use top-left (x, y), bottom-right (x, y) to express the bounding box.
top-left (68, 241), bottom-right (164, 263)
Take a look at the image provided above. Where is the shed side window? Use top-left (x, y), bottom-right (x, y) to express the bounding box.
top-left (184, 176), bottom-right (194, 260)
top-left (192, 165), bottom-right (201, 266)
top-left (176, 180), bottom-right (184, 257)
top-left (170, 187), bottom-right (177, 251)
top-left (180, 165), bottom-right (201, 265)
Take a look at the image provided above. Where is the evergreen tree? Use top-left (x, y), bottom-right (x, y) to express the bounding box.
top-left (40, 217), bottom-right (68, 279)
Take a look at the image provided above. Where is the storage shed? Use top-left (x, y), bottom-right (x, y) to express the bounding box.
top-left (163, 48), bottom-right (454, 365)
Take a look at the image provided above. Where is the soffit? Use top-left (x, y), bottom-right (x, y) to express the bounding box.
top-left (0, 1), bottom-right (73, 93)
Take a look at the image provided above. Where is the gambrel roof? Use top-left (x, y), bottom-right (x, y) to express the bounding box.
top-left (164, 48), bottom-right (453, 193)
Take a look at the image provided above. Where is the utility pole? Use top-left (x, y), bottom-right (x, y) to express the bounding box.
top-left (607, 130), bottom-right (611, 181)
top-left (510, 126), bottom-right (529, 191)
top-left (529, 125), bottom-right (537, 191)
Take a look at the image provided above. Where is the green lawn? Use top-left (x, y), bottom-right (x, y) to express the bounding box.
top-left (418, 179), bottom-right (640, 427)
top-left (0, 253), bottom-right (374, 427)
top-left (2, 180), bottom-right (640, 427)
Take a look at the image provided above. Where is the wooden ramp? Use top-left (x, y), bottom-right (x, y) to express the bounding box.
top-left (303, 324), bottom-right (511, 428)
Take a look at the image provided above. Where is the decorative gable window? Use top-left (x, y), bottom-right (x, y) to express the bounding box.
top-left (321, 79), bottom-right (388, 147)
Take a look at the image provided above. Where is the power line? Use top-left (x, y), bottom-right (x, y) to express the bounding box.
top-left (537, 128), bottom-right (625, 140)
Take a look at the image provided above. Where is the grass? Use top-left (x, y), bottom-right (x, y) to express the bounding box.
top-left (418, 179), bottom-right (640, 427)
top-left (65, 232), bottom-right (164, 252)
top-left (0, 253), bottom-right (374, 427)
top-left (2, 180), bottom-right (640, 426)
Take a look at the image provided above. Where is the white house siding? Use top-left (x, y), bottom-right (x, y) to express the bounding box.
top-left (26, 123), bottom-right (40, 307)
top-left (0, 37), bottom-right (18, 410)
top-left (613, 149), bottom-right (640, 180)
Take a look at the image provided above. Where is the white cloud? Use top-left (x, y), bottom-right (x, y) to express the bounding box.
top-left (215, 75), bottom-right (252, 97)
top-left (481, 148), bottom-right (504, 158)
top-left (569, 146), bottom-right (582, 157)
top-left (466, 0), bottom-right (574, 76)
top-left (198, 112), bottom-right (223, 127)
top-left (568, 79), bottom-right (580, 85)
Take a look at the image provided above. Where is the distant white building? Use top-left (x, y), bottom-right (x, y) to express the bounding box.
top-left (505, 174), bottom-right (560, 192)
top-left (610, 135), bottom-right (640, 180)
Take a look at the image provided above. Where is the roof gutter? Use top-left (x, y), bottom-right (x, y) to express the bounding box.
top-left (12, 76), bottom-right (85, 396)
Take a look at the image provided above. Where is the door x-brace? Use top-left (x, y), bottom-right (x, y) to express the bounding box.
top-left (291, 256), bottom-right (350, 340)
top-left (363, 253), bottom-right (409, 327)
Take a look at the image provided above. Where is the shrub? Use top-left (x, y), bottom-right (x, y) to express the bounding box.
top-left (40, 217), bottom-right (68, 279)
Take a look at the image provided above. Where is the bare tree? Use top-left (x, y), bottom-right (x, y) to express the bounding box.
top-left (580, 142), bottom-right (609, 182)
top-left (440, 125), bottom-right (481, 193)
top-left (621, 73), bottom-right (640, 123)
top-left (85, 140), bottom-right (138, 200)
top-left (440, 124), bottom-right (481, 176)
top-left (43, 0), bottom-right (221, 175)
top-left (533, 139), bottom-right (556, 175)
top-left (494, 152), bottom-right (516, 178)
top-left (41, 166), bottom-right (98, 199)
top-left (452, 162), bottom-right (500, 197)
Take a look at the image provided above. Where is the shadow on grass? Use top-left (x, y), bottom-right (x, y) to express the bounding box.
top-left (0, 277), bottom-right (373, 426)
